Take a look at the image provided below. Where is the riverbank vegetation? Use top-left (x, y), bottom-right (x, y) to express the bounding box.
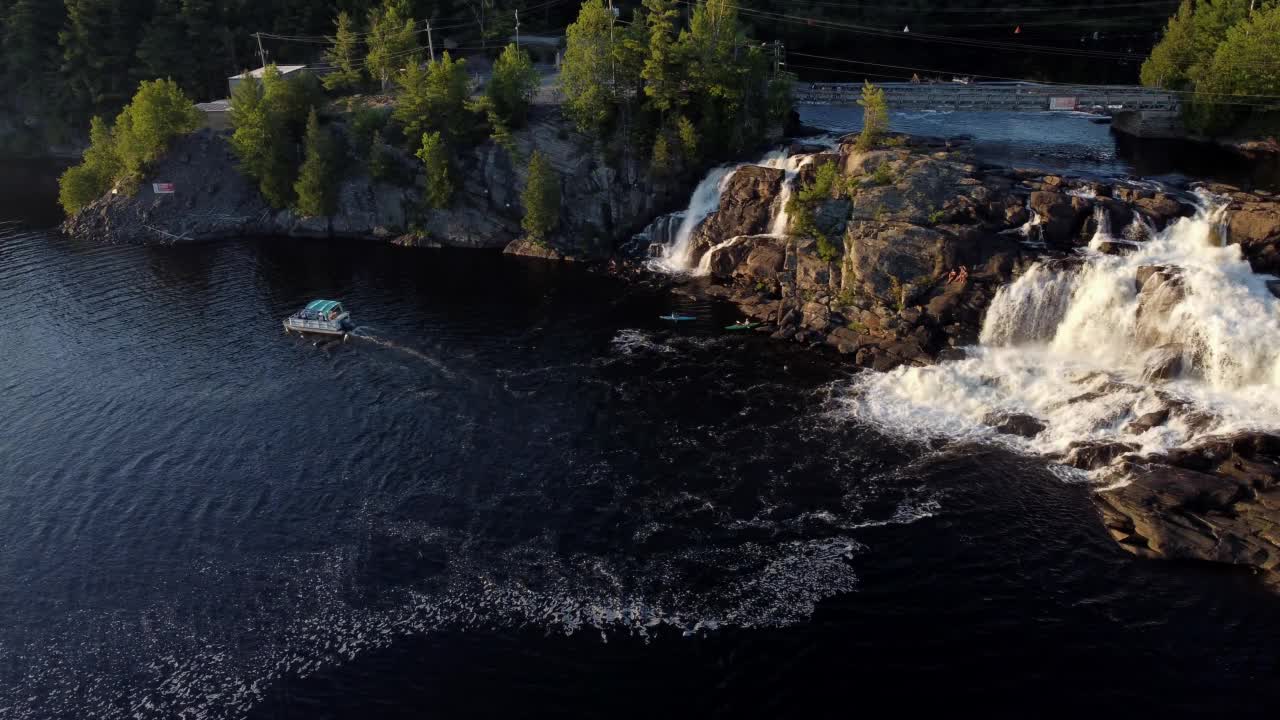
top-left (561, 0), bottom-right (791, 174)
top-left (1141, 0), bottom-right (1280, 135)
top-left (57, 79), bottom-right (201, 215)
top-left (51, 0), bottom-right (792, 243)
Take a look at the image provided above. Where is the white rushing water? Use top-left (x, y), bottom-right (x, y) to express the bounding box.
top-left (651, 137), bottom-right (836, 275)
top-left (839, 191), bottom-right (1280, 466)
top-left (650, 165), bottom-right (738, 274)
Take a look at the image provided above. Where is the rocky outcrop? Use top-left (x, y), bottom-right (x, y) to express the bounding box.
top-left (1204, 184), bottom-right (1280, 275)
top-left (62, 107), bottom-right (697, 260)
top-left (690, 166), bottom-right (783, 259)
top-left (696, 136), bottom-right (1031, 370)
top-left (1098, 433), bottom-right (1280, 577)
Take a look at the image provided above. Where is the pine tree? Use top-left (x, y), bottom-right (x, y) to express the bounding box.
top-left (521, 150), bottom-right (560, 244)
top-left (135, 0), bottom-right (191, 90)
top-left (323, 11), bottom-right (364, 92)
top-left (229, 66), bottom-right (296, 208)
top-left (394, 52), bottom-right (469, 147)
top-left (415, 130), bottom-right (452, 209)
top-left (487, 43), bottom-right (539, 127)
top-left (856, 81), bottom-right (888, 151)
top-left (560, 0), bottom-right (616, 134)
top-left (179, 0), bottom-right (226, 102)
top-left (641, 0), bottom-right (683, 114)
top-left (366, 0), bottom-right (418, 91)
top-left (2, 0), bottom-right (63, 106)
top-left (368, 129), bottom-right (390, 181)
top-left (294, 109), bottom-right (338, 217)
top-left (60, 0), bottom-right (145, 116)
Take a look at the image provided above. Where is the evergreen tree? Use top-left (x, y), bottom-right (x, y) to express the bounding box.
top-left (368, 129), bottom-right (391, 180)
top-left (521, 150), bottom-right (560, 243)
top-left (560, 0), bottom-right (616, 134)
top-left (179, 0), bottom-right (227, 102)
top-left (366, 0), bottom-right (418, 91)
top-left (3, 0), bottom-right (65, 105)
top-left (294, 109), bottom-right (338, 216)
top-left (135, 0), bottom-right (191, 89)
top-left (323, 11), bottom-right (364, 92)
top-left (394, 52), bottom-right (469, 147)
top-left (856, 81), bottom-right (888, 150)
top-left (487, 43), bottom-right (539, 127)
top-left (641, 0), bottom-right (683, 114)
top-left (415, 130), bottom-right (452, 209)
top-left (60, 0), bottom-right (145, 116)
top-left (229, 66), bottom-right (297, 208)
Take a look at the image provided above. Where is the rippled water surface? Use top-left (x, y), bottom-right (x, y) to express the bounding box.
top-left (2, 155), bottom-right (1279, 718)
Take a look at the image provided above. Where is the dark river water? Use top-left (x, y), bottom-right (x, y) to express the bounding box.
top-left (3, 126), bottom-right (1280, 719)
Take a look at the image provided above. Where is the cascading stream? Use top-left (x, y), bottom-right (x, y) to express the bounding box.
top-left (650, 137), bottom-right (836, 276)
top-left (840, 191), bottom-right (1280, 467)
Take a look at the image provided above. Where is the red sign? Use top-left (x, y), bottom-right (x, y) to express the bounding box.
top-left (153, 183), bottom-right (175, 194)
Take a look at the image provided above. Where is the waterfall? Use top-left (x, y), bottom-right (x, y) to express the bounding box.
top-left (650, 137), bottom-right (837, 275)
top-left (650, 166), bottom-right (737, 273)
top-left (766, 153), bottom-right (816, 238)
top-left (838, 192), bottom-right (1280, 464)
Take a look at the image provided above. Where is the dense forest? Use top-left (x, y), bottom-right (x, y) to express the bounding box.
top-left (1140, 0), bottom-right (1280, 135)
top-left (1, 0), bottom-right (1173, 149)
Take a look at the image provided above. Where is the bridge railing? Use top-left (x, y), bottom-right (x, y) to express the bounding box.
top-left (792, 82), bottom-right (1181, 113)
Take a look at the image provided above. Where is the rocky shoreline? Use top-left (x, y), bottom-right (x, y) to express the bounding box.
top-left (648, 132), bottom-right (1280, 586)
top-left (61, 106), bottom-right (701, 260)
top-left (62, 121), bottom-right (1280, 587)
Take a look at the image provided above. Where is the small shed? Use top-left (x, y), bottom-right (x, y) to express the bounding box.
top-left (227, 65), bottom-right (308, 97)
top-left (195, 99), bottom-right (232, 131)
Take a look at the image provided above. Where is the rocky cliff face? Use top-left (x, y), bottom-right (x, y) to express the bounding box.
top-left (62, 107), bottom-right (693, 259)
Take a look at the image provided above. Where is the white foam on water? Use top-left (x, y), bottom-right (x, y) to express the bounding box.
top-left (1, 530), bottom-right (865, 720)
top-left (651, 136), bottom-right (838, 275)
top-left (839, 191), bottom-right (1280, 465)
top-left (611, 329), bottom-right (677, 355)
top-left (648, 165), bottom-right (738, 274)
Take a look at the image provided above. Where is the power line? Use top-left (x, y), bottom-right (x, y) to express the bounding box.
top-left (779, 0), bottom-right (1180, 13)
top-left (787, 50), bottom-right (1280, 104)
top-left (674, 1), bottom-right (1154, 61)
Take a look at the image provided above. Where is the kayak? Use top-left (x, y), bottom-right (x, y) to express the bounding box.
top-left (660, 314), bottom-right (697, 322)
top-left (725, 322), bottom-right (762, 330)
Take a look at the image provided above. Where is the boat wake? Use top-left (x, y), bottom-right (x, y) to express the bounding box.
top-left (347, 327), bottom-right (457, 377)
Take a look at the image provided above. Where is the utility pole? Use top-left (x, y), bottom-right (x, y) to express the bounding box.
top-left (253, 32), bottom-right (268, 70)
top-left (515, 9), bottom-right (520, 47)
top-left (426, 21), bottom-right (435, 62)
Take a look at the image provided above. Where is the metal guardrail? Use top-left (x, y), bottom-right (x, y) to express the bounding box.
top-left (792, 82), bottom-right (1181, 113)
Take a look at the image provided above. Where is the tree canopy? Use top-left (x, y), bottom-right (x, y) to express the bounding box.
top-left (57, 78), bottom-right (201, 215)
top-left (1141, 0), bottom-right (1280, 133)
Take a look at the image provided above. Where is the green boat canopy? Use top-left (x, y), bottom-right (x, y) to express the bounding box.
top-left (305, 300), bottom-right (343, 314)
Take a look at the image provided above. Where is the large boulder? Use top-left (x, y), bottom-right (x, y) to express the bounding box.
top-left (1226, 195), bottom-right (1280, 275)
top-left (704, 235), bottom-right (785, 282)
top-left (1029, 190), bottom-right (1086, 247)
top-left (691, 165), bottom-right (784, 259)
top-left (1096, 432), bottom-right (1280, 576)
